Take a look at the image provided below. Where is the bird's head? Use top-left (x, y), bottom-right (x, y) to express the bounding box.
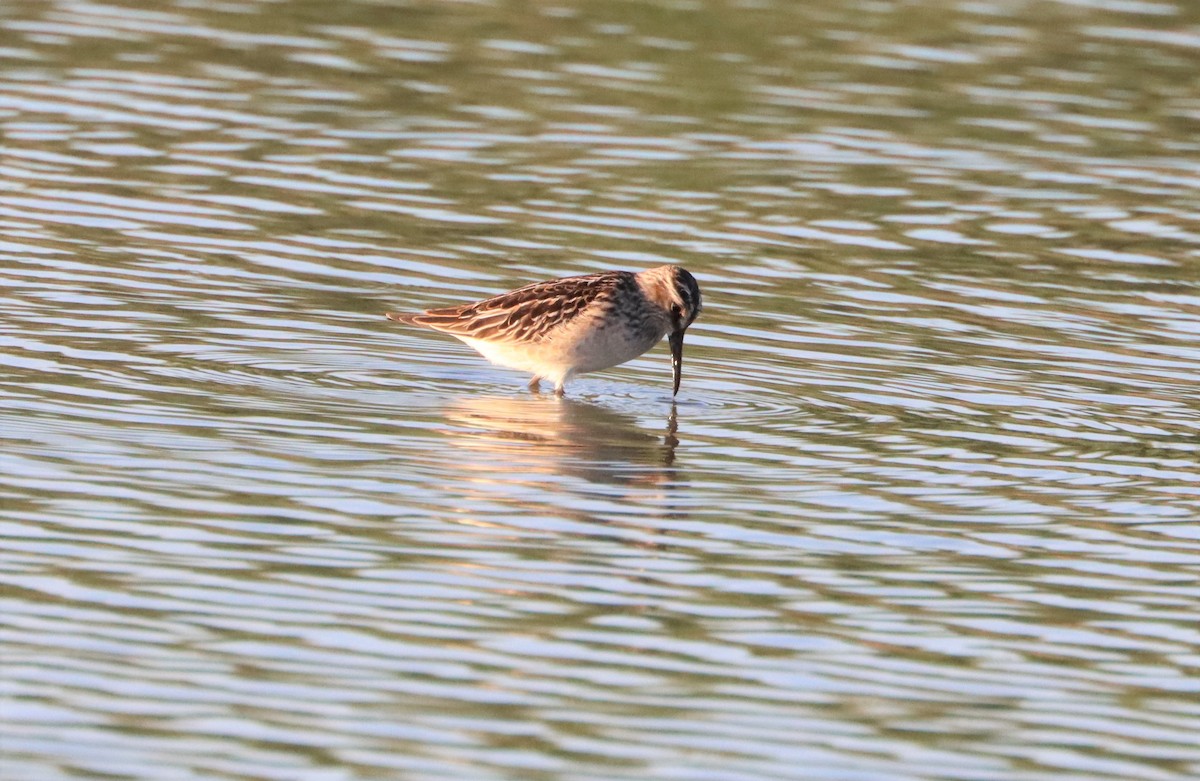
top-left (639, 265), bottom-right (702, 396)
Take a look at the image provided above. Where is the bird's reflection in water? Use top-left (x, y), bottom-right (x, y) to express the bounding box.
top-left (440, 397), bottom-right (686, 566)
top-left (441, 395), bottom-right (679, 487)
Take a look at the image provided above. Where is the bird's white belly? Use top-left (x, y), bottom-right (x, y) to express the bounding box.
top-left (458, 336), bottom-right (554, 376)
top-left (458, 319), bottom-right (664, 385)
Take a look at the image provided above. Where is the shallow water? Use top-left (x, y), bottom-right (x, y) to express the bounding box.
top-left (3, 1), bottom-right (1200, 780)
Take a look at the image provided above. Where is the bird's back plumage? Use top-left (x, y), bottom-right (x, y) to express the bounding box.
top-left (393, 271), bottom-right (636, 343)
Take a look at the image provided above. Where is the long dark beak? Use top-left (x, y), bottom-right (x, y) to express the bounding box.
top-left (669, 328), bottom-right (685, 396)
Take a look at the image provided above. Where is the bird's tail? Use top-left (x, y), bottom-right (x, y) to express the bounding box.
top-left (385, 311), bottom-right (419, 325)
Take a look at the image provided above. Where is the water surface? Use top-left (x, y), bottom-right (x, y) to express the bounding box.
top-left (3, 1), bottom-right (1200, 780)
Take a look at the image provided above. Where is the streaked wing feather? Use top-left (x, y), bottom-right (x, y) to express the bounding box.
top-left (407, 272), bottom-right (632, 343)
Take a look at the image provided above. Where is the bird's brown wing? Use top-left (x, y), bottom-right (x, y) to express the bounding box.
top-left (389, 272), bottom-right (635, 343)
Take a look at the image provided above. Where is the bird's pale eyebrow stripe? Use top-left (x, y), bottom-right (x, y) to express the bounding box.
top-left (678, 278), bottom-right (697, 312)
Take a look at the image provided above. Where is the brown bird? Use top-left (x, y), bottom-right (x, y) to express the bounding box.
top-left (387, 265), bottom-right (702, 396)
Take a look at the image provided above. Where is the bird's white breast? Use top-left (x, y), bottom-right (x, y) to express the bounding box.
top-left (567, 315), bottom-right (666, 373)
top-left (457, 312), bottom-right (666, 386)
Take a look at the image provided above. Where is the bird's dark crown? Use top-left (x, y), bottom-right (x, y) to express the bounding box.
top-left (671, 267), bottom-right (702, 328)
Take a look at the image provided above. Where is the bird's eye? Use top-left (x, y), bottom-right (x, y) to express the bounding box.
top-left (671, 304), bottom-right (683, 319)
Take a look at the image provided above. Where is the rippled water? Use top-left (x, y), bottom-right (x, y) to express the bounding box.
top-left (4, 1), bottom-right (1200, 780)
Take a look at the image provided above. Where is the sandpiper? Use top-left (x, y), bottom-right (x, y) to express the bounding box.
top-left (386, 265), bottom-right (702, 396)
